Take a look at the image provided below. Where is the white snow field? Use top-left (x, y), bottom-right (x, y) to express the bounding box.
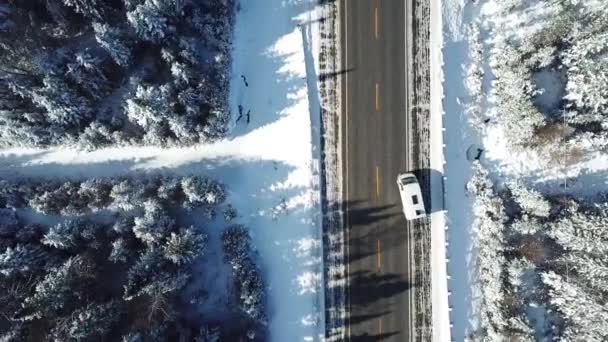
top-left (0, 0), bottom-right (328, 341)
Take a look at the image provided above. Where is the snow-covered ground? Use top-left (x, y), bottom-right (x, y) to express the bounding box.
top-left (440, 0), bottom-right (481, 340)
top-left (0, 0), bottom-right (327, 341)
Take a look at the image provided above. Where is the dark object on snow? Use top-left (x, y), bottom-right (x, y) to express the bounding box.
top-left (241, 75), bottom-right (249, 87)
top-left (466, 144), bottom-right (484, 161)
top-left (484, 118), bottom-right (491, 124)
top-left (236, 105), bottom-right (244, 123)
top-left (246, 110), bottom-right (251, 124)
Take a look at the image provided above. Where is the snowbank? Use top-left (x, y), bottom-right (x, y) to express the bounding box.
top-left (429, 0), bottom-right (451, 340)
top-left (0, 0), bottom-right (327, 341)
top-left (440, 0), bottom-right (478, 340)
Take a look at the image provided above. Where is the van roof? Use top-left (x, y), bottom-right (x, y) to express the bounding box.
top-left (397, 173), bottom-right (426, 220)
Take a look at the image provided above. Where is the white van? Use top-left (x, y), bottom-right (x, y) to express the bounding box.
top-left (396, 173), bottom-right (426, 220)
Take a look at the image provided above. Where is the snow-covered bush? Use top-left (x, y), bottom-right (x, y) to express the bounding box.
top-left (222, 225), bottom-right (267, 327)
top-left (463, 23), bottom-right (484, 129)
top-left (51, 301), bottom-right (120, 341)
top-left (484, 0), bottom-right (608, 157)
top-left (542, 271), bottom-right (608, 341)
top-left (502, 183), bottom-right (608, 339)
top-left (466, 162), bottom-right (508, 340)
top-left (507, 181), bottom-right (552, 218)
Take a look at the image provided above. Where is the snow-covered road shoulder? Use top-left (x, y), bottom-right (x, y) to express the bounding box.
top-left (429, 0), bottom-right (451, 341)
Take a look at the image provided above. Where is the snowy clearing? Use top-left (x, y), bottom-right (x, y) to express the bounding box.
top-left (0, 0), bottom-right (327, 341)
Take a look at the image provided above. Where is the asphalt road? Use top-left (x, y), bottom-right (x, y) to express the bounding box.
top-left (340, 0), bottom-right (416, 341)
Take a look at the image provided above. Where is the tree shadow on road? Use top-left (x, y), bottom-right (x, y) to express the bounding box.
top-left (348, 311), bottom-right (390, 325)
top-left (347, 201), bottom-right (399, 227)
top-left (349, 331), bottom-right (399, 342)
top-left (340, 201), bottom-right (401, 263)
top-left (348, 270), bottom-right (411, 308)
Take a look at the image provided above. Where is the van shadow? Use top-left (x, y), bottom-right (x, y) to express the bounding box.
top-left (410, 168), bottom-right (445, 214)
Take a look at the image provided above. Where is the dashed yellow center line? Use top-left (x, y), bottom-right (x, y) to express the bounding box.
top-left (375, 166), bottom-right (380, 199)
top-left (375, 83), bottom-right (380, 112)
top-left (374, 2), bottom-right (379, 39)
top-left (377, 239), bottom-right (382, 269)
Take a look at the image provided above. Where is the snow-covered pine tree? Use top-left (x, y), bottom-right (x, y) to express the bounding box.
top-left (109, 238), bottom-right (129, 263)
top-left (92, 22), bottom-right (134, 67)
top-left (559, 252), bottom-right (608, 296)
top-left (126, 0), bottom-right (177, 43)
top-left (510, 216), bottom-right (544, 236)
top-left (110, 179), bottom-right (145, 211)
top-left (549, 203), bottom-right (608, 257)
top-left (194, 325), bottom-right (221, 342)
top-left (77, 178), bottom-right (112, 210)
top-left (112, 215), bottom-right (135, 235)
top-left (51, 301), bottom-right (120, 341)
top-left (123, 248), bottom-right (163, 301)
top-left (506, 257), bottom-right (534, 293)
top-left (62, 0), bottom-right (111, 21)
top-left (121, 332), bottom-right (143, 342)
top-left (542, 271), bottom-right (608, 340)
top-left (161, 227), bottom-right (207, 265)
top-left (223, 204), bottom-right (237, 222)
top-left (65, 50), bottom-right (112, 100)
top-left (22, 256), bottom-right (84, 318)
top-left (181, 176), bottom-right (225, 208)
top-left (77, 122), bottom-right (116, 150)
top-left (124, 83), bottom-right (174, 130)
top-left (0, 322), bottom-right (28, 342)
top-left (0, 244), bottom-right (47, 276)
top-left (467, 161), bottom-right (508, 340)
top-left (132, 200), bottom-right (175, 245)
top-left (29, 181), bottom-right (81, 215)
top-left (31, 76), bottom-right (93, 127)
top-left (42, 220), bottom-right (80, 250)
top-left (156, 177), bottom-right (182, 203)
top-left (221, 225), bottom-right (266, 324)
top-left (507, 181), bottom-right (552, 218)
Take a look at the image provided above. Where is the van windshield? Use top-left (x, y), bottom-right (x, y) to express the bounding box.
top-left (400, 177), bottom-right (417, 185)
